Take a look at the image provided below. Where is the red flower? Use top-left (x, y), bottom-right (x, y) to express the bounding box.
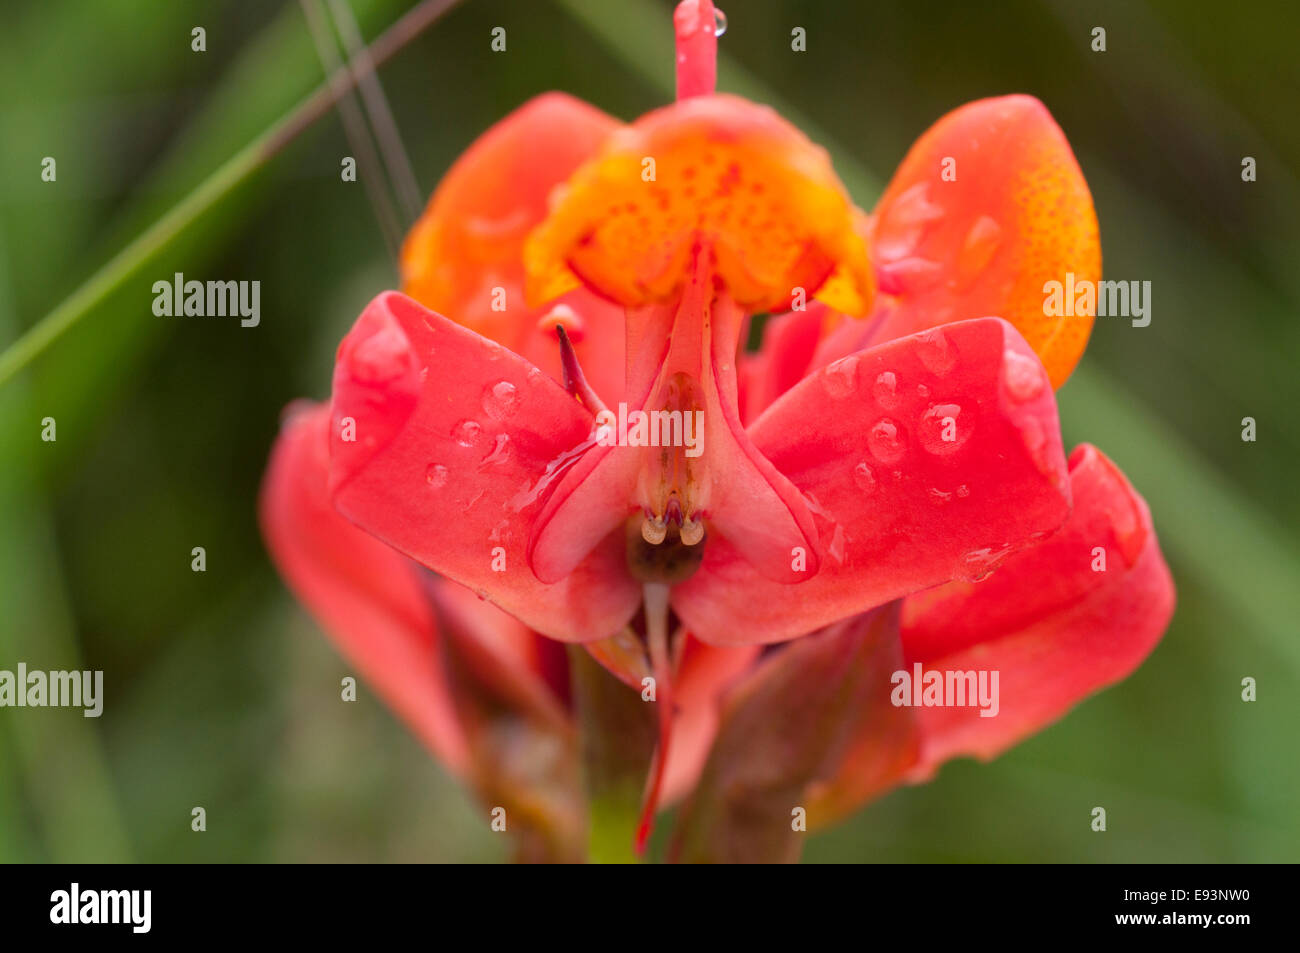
top-left (260, 0), bottom-right (1174, 860)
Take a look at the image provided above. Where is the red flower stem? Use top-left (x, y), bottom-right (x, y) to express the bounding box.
top-left (674, 0), bottom-right (718, 99)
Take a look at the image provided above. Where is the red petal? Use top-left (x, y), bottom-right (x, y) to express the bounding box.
top-left (425, 576), bottom-right (571, 731)
top-left (259, 403), bottom-right (469, 772)
top-left (898, 443), bottom-right (1175, 773)
top-left (672, 317), bottom-right (1072, 644)
top-left (329, 291), bottom-right (641, 642)
top-left (660, 636), bottom-right (762, 806)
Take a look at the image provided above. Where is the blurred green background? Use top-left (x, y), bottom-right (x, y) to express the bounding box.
top-left (1, 0), bottom-right (1297, 862)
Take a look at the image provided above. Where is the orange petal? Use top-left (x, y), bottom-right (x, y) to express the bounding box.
top-left (864, 95), bottom-right (1100, 388)
top-left (401, 92), bottom-right (620, 319)
top-left (400, 92), bottom-right (629, 404)
top-left (524, 94), bottom-right (873, 316)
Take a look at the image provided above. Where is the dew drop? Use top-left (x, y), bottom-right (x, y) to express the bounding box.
top-left (823, 354), bottom-right (860, 398)
top-left (852, 462), bottom-right (877, 494)
top-left (875, 183), bottom-right (944, 260)
top-left (479, 432), bottom-right (513, 468)
top-left (348, 321), bottom-right (412, 385)
top-left (957, 215), bottom-right (1002, 286)
top-left (1019, 416), bottom-right (1056, 475)
top-left (453, 419), bottom-right (483, 447)
top-left (929, 487), bottom-right (953, 505)
top-left (891, 183), bottom-right (946, 226)
top-left (956, 484), bottom-right (971, 498)
top-left (425, 463), bottom-right (449, 488)
top-left (916, 328), bottom-right (956, 376)
top-left (868, 418), bottom-right (905, 465)
top-left (826, 524), bottom-right (847, 565)
top-left (873, 371), bottom-right (900, 409)
top-left (1003, 350), bottom-right (1045, 403)
top-left (919, 402), bottom-right (971, 455)
top-left (876, 257), bottom-right (943, 295)
top-left (713, 7), bottom-right (728, 36)
top-left (482, 380), bottom-right (519, 421)
top-left (961, 543), bottom-right (1014, 578)
top-left (917, 383), bottom-right (930, 399)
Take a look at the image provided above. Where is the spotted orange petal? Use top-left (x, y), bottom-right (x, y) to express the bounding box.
top-left (819, 95), bottom-right (1100, 388)
top-left (525, 93), bottom-right (873, 316)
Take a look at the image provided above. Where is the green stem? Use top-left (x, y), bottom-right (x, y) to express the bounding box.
top-left (568, 646), bottom-right (658, 863)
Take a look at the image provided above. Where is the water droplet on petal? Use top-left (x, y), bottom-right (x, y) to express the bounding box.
top-left (875, 183), bottom-right (944, 260)
top-left (956, 484), bottom-right (971, 498)
top-left (957, 215), bottom-right (1002, 287)
top-left (852, 462), bottom-right (877, 494)
top-left (348, 321), bottom-right (413, 385)
top-left (453, 419), bottom-right (482, 447)
top-left (873, 371), bottom-right (900, 410)
top-left (479, 432), bottom-right (513, 468)
top-left (868, 418), bottom-right (905, 464)
top-left (1019, 416), bottom-right (1055, 475)
top-left (1004, 350), bottom-right (1046, 402)
top-left (961, 543), bottom-right (1014, 579)
top-left (713, 7), bottom-right (728, 36)
top-left (826, 524), bottom-right (847, 565)
top-left (929, 487), bottom-right (953, 505)
top-left (919, 402), bottom-right (971, 455)
top-left (425, 463), bottom-right (449, 488)
top-left (482, 380), bottom-right (519, 421)
top-left (876, 257), bottom-right (943, 295)
top-left (916, 328), bottom-right (956, 376)
top-left (917, 383), bottom-right (930, 399)
top-left (823, 354), bottom-right (860, 398)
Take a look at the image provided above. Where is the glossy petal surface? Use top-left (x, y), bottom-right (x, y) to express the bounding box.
top-left (329, 291), bottom-right (641, 643)
top-left (673, 318), bottom-right (1072, 644)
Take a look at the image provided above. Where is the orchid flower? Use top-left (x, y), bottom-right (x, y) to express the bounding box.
top-left (261, 0), bottom-right (1174, 861)
top-left (328, 4), bottom-right (1075, 645)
